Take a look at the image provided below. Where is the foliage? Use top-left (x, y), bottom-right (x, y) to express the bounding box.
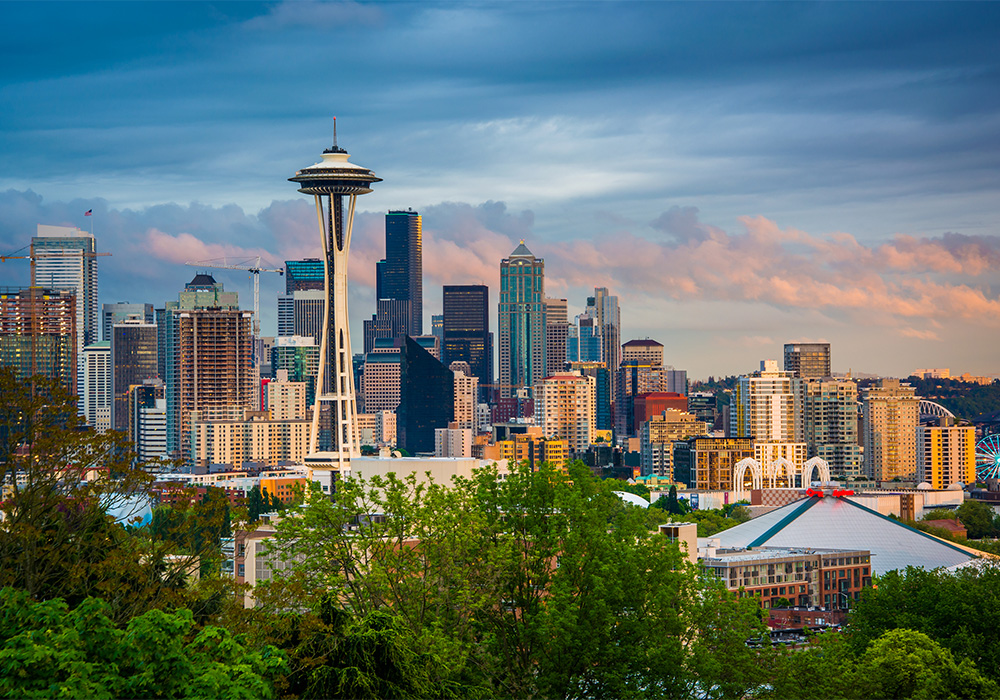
top-left (247, 485), bottom-right (283, 523)
top-left (613, 478), bottom-right (651, 501)
top-left (245, 598), bottom-right (462, 700)
top-left (0, 587), bottom-right (286, 699)
top-left (259, 461), bottom-right (770, 699)
top-left (658, 506), bottom-right (748, 537)
top-left (957, 499), bottom-right (999, 539)
top-left (922, 508), bottom-right (959, 522)
top-left (767, 627), bottom-right (998, 699)
top-left (0, 369), bottom-right (224, 623)
top-left (847, 564), bottom-right (1000, 682)
top-left (652, 485), bottom-right (689, 515)
top-left (903, 376), bottom-right (1000, 419)
top-left (0, 369), bottom-right (243, 626)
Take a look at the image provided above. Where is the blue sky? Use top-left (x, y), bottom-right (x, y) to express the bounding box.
top-left (2, 1), bottom-right (998, 378)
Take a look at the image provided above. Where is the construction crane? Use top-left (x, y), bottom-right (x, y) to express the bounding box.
top-left (184, 256), bottom-right (284, 356)
top-left (1, 246), bottom-right (111, 284)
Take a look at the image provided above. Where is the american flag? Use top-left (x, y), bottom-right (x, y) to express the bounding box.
top-left (84, 209), bottom-right (92, 216)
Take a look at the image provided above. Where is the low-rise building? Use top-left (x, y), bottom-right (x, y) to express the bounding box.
top-left (701, 546), bottom-right (872, 611)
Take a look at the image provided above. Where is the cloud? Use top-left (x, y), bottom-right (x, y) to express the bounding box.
top-left (243, 1), bottom-right (383, 30)
top-left (538, 207), bottom-right (1000, 327)
top-left (899, 328), bottom-right (941, 341)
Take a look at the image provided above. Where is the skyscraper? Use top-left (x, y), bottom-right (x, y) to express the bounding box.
top-left (587, 287), bottom-right (620, 389)
top-left (566, 313), bottom-right (601, 363)
top-left (289, 131), bottom-right (380, 490)
top-left (801, 377), bottom-right (862, 480)
top-left (499, 242), bottom-right (545, 397)
top-left (397, 336), bottom-right (454, 453)
top-left (784, 342), bottom-right (831, 379)
top-left (363, 298), bottom-right (411, 353)
top-left (111, 318), bottom-right (158, 432)
top-left (270, 336), bottom-right (320, 409)
top-left (544, 297), bottom-right (568, 378)
top-left (277, 290), bottom-right (324, 345)
top-left (534, 372), bottom-right (596, 455)
top-left (82, 341), bottom-right (111, 432)
top-left (862, 378), bottom-right (919, 481)
top-left (442, 284), bottom-right (492, 393)
top-left (917, 421), bottom-right (976, 489)
top-left (285, 258), bottom-right (325, 293)
top-left (0, 287), bottom-right (76, 393)
top-left (164, 274), bottom-right (255, 459)
top-left (735, 360), bottom-right (803, 442)
top-left (102, 302), bottom-right (154, 342)
top-left (31, 225), bottom-right (100, 394)
top-left (382, 210), bottom-right (422, 335)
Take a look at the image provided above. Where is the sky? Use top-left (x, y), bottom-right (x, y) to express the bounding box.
top-left (1, 1), bottom-right (999, 379)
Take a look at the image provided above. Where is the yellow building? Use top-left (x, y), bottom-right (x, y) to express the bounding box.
top-left (480, 434), bottom-right (567, 471)
top-left (916, 423), bottom-right (976, 489)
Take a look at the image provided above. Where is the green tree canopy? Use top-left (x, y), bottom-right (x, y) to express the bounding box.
top-left (258, 462), bottom-right (769, 699)
top-left (0, 587), bottom-right (286, 699)
top-left (848, 564), bottom-right (1000, 682)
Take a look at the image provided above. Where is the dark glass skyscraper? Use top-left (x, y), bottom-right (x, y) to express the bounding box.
top-left (284, 259), bottom-right (325, 293)
top-left (111, 318), bottom-right (158, 432)
top-left (784, 342), bottom-right (831, 379)
top-left (442, 284), bottom-right (492, 395)
top-left (397, 335), bottom-right (453, 454)
top-left (382, 210), bottom-right (422, 335)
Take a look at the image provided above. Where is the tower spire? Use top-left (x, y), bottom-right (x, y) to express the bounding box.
top-left (323, 116), bottom-right (347, 154)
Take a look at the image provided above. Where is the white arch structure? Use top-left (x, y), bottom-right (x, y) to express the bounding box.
top-left (919, 400), bottom-right (954, 421)
top-left (734, 458), bottom-right (762, 498)
top-left (733, 456), bottom-right (832, 498)
top-left (803, 456), bottom-right (831, 485)
top-left (767, 457), bottom-right (795, 488)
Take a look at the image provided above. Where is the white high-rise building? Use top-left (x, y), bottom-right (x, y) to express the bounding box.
top-left (534, 372), bottom-right (596, 455)
top-left (82, 341), bottom-right (111, 432)
top-left (451, 361), bottom-right (479, 431)
top-left (32, 225), bottom-right (100, 397)
top-left (735, 360), bottom-right (803, 442)
top-left (435, 427), bottom-right (473, 458)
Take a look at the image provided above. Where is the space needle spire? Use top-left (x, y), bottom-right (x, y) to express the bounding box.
top-left (290, 123), bottom-right (380, 494)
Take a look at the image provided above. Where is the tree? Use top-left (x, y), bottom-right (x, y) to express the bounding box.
top-left (853, 629), bottom-right (997, 699)
top-left (0, 587), bottom-right (286, 699)
top-left (767, 627), bottom-right (998, 700)
top-left (957, 499), bottom-right (996, 539)
top-left (259, 462), bottom-right (770, 698)
top-left (848, 564), bottom-right (1000, 682)
top-left (0, 369), bottom-right (229, 623)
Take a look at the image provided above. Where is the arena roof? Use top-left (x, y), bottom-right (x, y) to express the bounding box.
top-left (709, 493), bottom-right (976, 575)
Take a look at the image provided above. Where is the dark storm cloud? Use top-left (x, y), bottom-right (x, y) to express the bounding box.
top-left (2, 1), bottom-right (999, 375)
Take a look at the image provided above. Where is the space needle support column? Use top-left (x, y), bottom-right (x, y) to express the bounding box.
top-left (291, 128), bottom-right (380, 496)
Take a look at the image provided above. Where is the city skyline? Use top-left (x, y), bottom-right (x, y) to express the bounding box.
top-left (2, 2), bottom-right (999, 378)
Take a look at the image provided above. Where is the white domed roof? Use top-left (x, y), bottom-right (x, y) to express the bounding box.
top-left (947, 482), bottom-right (965, 491)
top-left (916, 482), bottom-right (932, 490)
top-left (613, 491), bottom-right (650, 508)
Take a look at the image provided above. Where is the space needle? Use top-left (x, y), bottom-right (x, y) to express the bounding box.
top-left (290, 120), bottom-right (381, 495)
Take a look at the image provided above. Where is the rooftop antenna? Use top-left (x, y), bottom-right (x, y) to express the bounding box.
top-left (324, 116), bottom-right (346, 154)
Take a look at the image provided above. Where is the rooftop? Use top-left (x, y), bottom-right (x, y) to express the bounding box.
top-left (710, 492), bottom-right (976, 575)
